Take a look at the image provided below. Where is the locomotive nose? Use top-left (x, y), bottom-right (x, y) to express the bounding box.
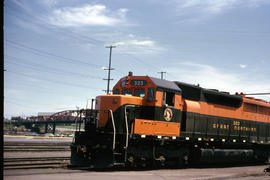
top-left (95, 95), bottom-right (121, 127)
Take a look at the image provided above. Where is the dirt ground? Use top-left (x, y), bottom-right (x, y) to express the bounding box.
top-left (4, 165), bottom-right (270, 180)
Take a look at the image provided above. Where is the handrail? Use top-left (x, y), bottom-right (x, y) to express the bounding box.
top-left (124, 105), bottom-right (135, 149)
top-left (124, 105), bottom-right (135, 162)
top-left (109, 109), bottom-right (116, 150)
top-left (78, 110), bottom-right (82, 132)
top-left (73, 110), bottom-right (80, 143)
top-left (74, 110), bottom-right (80, 132)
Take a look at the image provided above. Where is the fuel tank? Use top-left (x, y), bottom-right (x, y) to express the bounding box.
top-left (199, 149), bottom-right (254, 164)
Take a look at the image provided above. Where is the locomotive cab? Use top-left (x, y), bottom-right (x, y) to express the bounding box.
top-left (95, 73), bottom-right (157, 133)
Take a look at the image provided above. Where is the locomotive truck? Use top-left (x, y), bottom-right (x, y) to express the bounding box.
top-left (70, 72), bottom-right (270, 168)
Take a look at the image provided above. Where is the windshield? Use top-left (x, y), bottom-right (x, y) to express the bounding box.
top-left (134, 88), bottom-right (145, 97)
top-left (122, 89), bottom-right (132, 96)
top-left (113, 89), bottom-right (120, 94)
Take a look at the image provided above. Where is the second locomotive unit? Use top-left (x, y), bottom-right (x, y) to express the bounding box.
top-left (71, 72), bottom-right (270, 168)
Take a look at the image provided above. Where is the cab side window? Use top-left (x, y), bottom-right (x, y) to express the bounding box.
top-left (147, 87), bottom-right (155, 100)
top-left (163, 91), bottom-right (175, 107)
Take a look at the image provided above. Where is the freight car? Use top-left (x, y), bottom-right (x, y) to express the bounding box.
top-left (70, 72), bottom-right (270, 168)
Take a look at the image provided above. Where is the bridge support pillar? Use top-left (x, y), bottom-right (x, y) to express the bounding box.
top-left (45, 123), bottom-right (48, 134)
top-left (53, 123), bottom-right (56, 134)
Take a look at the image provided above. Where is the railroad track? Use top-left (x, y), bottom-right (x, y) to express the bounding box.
top-left (4, 142), bottom-right (71, 146)
top-left (4, 157), bottom-right (70, 170)
top-left (4, 142), bottom-right (70, 152)
top-left (4, 141), bottom-right (71, 169)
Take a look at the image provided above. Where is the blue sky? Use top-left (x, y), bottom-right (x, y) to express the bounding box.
top-left (4, 0), bottom-right (270, 118)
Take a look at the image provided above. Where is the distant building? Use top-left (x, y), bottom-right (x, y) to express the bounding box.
top-left (37, 112), bottom-right (56, 116)
top-left (37, 112), bottom-right (56, 121)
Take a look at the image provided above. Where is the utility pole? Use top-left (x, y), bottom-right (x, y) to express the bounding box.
top-left (158, 71), bottom-right (166, 80)
top-left (104, 45), bottom-right (116, 94)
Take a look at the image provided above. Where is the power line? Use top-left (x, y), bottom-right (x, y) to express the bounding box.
top-left (5, 40), bottom-right (130, 80)
top-left (5, 4), bottom-right (105, 46)
top-left (165, 72), bottom-right (178, 80)
top-left (5, 40), bottom-right (127, 78)
top-left (117, 53), bottom-right (163, 76)
top-left (6, 42), bottom-right (103, 71)
top-left (6, 70), bottom-right (101, 90)
top-left (5, 84), bottom-right (58, 95)
top-left (116, 52), bottom-right (179, 80)
top-left (5, 55), bottom-right (103, 79)
top-left (5, 100), bottom-right (36, 110)
top-left (5, 6), bottom-right (161, 78)
top-left (5, 39), bottom-right (103, 68)
top-left (5, 96), bottom-right (56, 107)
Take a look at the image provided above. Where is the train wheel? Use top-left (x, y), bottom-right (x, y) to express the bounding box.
top-left (127, 155), bottom-right (135, 167)
top-left (134, 157), bottom-right (151, 169)
top-left (167, 158), bottom-right (178, 168)
top-left (70, 147), bottom-right (91, 167)
top-left (153, 156), bottom-right (166, 168)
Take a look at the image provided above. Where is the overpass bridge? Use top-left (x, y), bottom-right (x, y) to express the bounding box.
top-left (10, 109), bottom-right (96, 134)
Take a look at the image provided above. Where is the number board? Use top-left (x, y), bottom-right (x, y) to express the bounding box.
top-left (131, 80), bottom-right (147, 86)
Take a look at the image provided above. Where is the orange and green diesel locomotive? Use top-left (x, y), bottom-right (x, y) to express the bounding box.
top-left (70, 72), bottom-right (270, 168)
